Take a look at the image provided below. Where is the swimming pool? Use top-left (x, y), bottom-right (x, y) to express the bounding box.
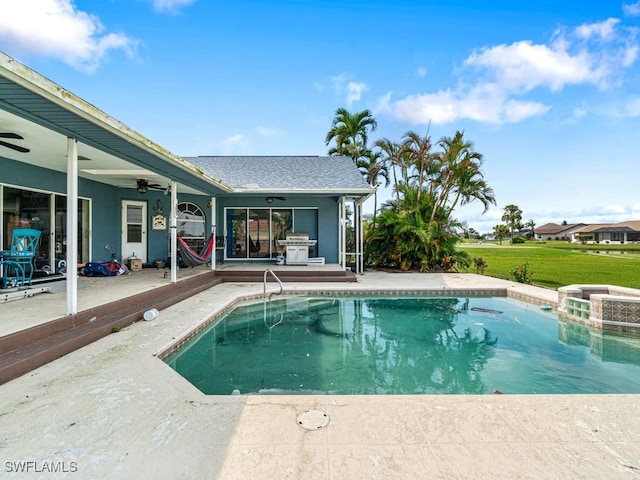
top-left (163, 295), bottom-right (640, 395)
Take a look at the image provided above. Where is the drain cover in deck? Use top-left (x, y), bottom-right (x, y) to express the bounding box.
top-left (297, 409), bottom-right (330, 430)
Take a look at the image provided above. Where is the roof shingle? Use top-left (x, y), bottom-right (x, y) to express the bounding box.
top-left (183, 156), bottom-right (372, 193)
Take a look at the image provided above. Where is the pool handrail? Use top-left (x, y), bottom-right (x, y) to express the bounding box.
top-left (263, 269), bottom-right (283, 300)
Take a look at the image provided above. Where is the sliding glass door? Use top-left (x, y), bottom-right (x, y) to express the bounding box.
top-left (225, 208), bottom-right (292, 260)
top-left (2, 185), bottom-right (90, 274)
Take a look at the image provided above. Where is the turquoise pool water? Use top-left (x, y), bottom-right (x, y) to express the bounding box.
top-left (164, 295), bottom-right (640, 395)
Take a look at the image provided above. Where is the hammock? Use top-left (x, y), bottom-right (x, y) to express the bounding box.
top-left (177, 234), bottom-right (214, 267)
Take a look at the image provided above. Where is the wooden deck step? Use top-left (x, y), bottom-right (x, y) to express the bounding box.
top-left (0, 272), bottom-right (222, 386)
top-left (216, 269), bottom-right (357, 283)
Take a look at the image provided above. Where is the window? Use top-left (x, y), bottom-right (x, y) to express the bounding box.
top-left (177, 202), bottom-right (206, 250)
top-left (2, 185), bottom-right (90, 272)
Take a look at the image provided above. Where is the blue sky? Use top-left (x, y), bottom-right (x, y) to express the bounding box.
top-left (2, 0), bottom-right (640, 233)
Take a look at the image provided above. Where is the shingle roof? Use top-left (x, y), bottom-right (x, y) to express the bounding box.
top-left (576, 221), bottom-right (640, 233)
top-left (183, 156), bottom-right (372, 193)
top-left (534, 223), bottom-right (586, 235)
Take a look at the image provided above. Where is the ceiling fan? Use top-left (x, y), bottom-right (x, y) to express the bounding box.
top-left (136, 179), bottom-right (166, 194)
top-left (0, 132), bottom-right (30, 153)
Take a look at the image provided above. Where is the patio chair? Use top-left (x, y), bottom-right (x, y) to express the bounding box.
top-left (1, 228), bottom-right (41, 287)
top-left (0, 260), bottom-right (25, 289)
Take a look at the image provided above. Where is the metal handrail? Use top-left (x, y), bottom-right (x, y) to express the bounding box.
top-left (263, 269), bottom-right (283, 300)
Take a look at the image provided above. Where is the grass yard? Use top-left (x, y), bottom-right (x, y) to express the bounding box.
top-left (459, 242), bottom-right (640, 290)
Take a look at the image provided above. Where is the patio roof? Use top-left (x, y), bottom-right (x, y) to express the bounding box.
top-left (0, 52), bottom-right (232, 195)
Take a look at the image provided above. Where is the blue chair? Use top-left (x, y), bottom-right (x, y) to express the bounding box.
top-left (1, 228), bottom-right (41, 288)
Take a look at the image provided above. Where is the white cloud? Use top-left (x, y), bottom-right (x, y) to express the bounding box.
top-left (144, 0), bottom-right (196, 14)
top-left (220, 134), bottom-right (246, 154)
top-left (620, 96), bottom-right (640, 117)
top-left (573, 18), bottom-right (619, 41)
top-left (570, 106), bottom-right (588, 122)
top-left (382, 86), bottom-right (550, 125)
top-left (255, 127), bottom-right (282, 138)
top-left (380, 15), bottom-right (639, 126)
top-left (465, 40), bottom-right (605, 92)
top-left (623, 1), bottom-right (640, 17)
top-left (417, 66), bottom-right (427, 77)
top-left (0, 0), bottom-right (137, 73)
top-left (330, 74), bottom-right (368, 107)
top-left (345, 81), bottom-right (367, 107)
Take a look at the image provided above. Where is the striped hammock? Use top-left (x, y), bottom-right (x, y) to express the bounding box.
top-left (176, 234), bottom-right (214, 267)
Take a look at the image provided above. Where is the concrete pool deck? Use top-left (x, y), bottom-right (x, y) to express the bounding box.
top-left (1, 272), bottom-right (639, 479)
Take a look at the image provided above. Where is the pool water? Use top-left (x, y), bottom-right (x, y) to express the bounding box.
top-left (164, 296), bottom-right (640, 395)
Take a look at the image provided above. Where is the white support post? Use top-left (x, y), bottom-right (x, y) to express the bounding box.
top-left (352, 198), bottom-right (358, 274)
top-left (66, 137), bottom-right (78, 314)
top-left (340, 196), bottom-right (347, 271)
top-left (170, 181), bottom-right (178, 283)
top-left (355, 199), bottom-right (362, 274)
top-left (210, 196), bottom-right (216, 270)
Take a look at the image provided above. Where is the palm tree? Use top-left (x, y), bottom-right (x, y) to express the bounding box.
top-left (431, 130), bottom-right (495, 223)
top-left (501, 204), bottom-right (523, 243)
top-left (525, 219), bottom-right (536, 240)
top-left (325, 108), bottom-right (377, 163)
top-left (493, 224), bottom-right (510, 245)
top-left (374, 137), bottom-right (403, 203)
top-left (400, 130), bottom-right (436, 206)
top-left (357, 151), bottom-right (389, 226)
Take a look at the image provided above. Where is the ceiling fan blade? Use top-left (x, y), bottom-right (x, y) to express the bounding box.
top-left (0, 132), bottom-right (23, 139)
top-left (0, 140), bottom-right (30, 153)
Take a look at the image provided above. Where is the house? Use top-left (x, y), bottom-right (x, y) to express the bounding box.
top-left (0, 52), bottom-right (373, 315)
top-left (571, 221), bottom-right (640, 244)
top-left (534, 223), bottom-right (587, 241)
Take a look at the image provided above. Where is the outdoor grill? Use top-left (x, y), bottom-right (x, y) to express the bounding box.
top-left (277, 233), bottom-right (317, 265)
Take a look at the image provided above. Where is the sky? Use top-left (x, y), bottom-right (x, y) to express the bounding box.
top-left (1, 0), bottom-right (640, 233)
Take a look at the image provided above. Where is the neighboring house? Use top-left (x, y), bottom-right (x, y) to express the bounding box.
top-left (534, 221), bottom-right (640, 244)
top-left (534, 223), bottom-right (587, 241)
top-left (0, 52), bottom-right (373, 315)
top-left (571, 221), bottom-right (640, 244)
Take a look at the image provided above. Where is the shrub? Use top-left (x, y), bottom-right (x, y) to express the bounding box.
top-left (472, 257), bottom-right (487, 274)
top-left (511, 261), bottom-right (533, 284)
top-left (512, 235), bottom-right (526, 244)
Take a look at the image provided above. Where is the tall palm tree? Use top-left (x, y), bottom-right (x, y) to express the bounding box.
top-left (325, 108), bottom-right (377, 163)
top-left (501, 204), bottom-right (523, 243)
top-left (431, 130), bottom-right (494, 223)
top-left (357, 151), bottom-right (389, 226)
top-left (374, 137), bottom-right (402, 203)
top-left (400, 130), bottom-right (436, 206)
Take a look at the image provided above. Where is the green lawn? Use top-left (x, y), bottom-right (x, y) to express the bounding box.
top-left (458, 242), bottom-right (640, 290)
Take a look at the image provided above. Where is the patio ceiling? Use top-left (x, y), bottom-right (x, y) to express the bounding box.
top-left (0, 53), bottom-right (231, 196)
